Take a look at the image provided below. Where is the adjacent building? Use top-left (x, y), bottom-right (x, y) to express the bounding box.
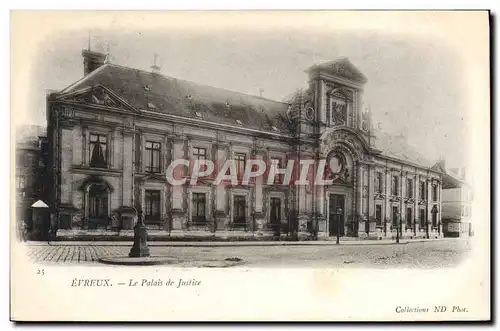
top-left (15, 125), bottom-right (49, 235)
top-left (432, 161), bottom-right (473, 237)
top-left (43, 49), bottom-right (443, 240)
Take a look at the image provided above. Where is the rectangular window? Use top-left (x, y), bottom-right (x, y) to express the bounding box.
top-left (432, 210), bottom-right (437, 227)
top-left (193, 147), bottom-right (207, 160)
top-left (375, 205), bottom-right (382, 226)
top-left (420, 209), bottom-right (426, 227)
top-left (145, 141), bottom-right (161, 173)
top-left (392, 176), bottom-right (399, 196)
top-left (420, 181), bottom-right (426, 200)
top-left (233, 195), bottom-right (246, 228)
top-left (24, 154), bottom-right (33, 168)
top-left (16, 174), bottom-right (26, 190)
top-left (271, 157), bottom-right (283, 184)
top-left (144, 190), bottom-right (161, 222)
top-left (16, 174), bottom-right (26, 200)
top-left (392, 206), bottom-right (399, 226)
top-left (193, 147), bottom-right (208, 177)
top-left (89, 133), bottom-right (108, 168)
top-left (235, 153), bottom-right (246, 179)
top-left (407, 179), bottom-right (413, 198)
top-left (406, 207), bottom-right (413, 227)
top-left (376, 172), bottom-right (383, 193)
top-left (432, 185), bottom-right (438, 202)
top-left (191, 193), bottom-right (206, 224)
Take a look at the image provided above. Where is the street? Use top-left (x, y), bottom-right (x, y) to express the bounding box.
top-left (24, 238), bottom-right (471, 268)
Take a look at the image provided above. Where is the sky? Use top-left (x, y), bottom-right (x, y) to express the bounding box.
top-left (25, 27), bottom-right (469, 169)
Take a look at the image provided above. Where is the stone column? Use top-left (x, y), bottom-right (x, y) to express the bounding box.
top-left (413, 172), bottom-right (418, 236)
top-left (384, 168), bottom-right (391, 236)
top-left (122, 130), bottom-right (134, 207)
top-left (426, 177), bottom-right (431, 236)
top-left (316, 153), bottom-right (326, 234)
top-left (82, 126), bottom-right (88, 166)
top-left (400, 170), bottom-right (405, 235)
top-left (110, 129), bottom-right (115, 169)
top-left (356, 163), bottom-right (363, 235)
top-left (171, 138), bottom-right (185, 211)
top-left (438, 180), bottom-right (443, 237)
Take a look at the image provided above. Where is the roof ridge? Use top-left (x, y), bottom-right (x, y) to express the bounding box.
top-left (105, 63), bottom-right (288, 106)
top-left (59, 63), bottom-right (111, 94)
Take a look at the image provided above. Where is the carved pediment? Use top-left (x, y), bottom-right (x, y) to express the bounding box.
top-left (56, 85), bottom-right (138, 112)
top-left (140, 173), bottom-right (167, 182)
top-left (389, 195), bottom-right (401, 202)
top-left (309, 58), bottom-right (368, 84)
top-left (405, 198), bottom-right (416, 204)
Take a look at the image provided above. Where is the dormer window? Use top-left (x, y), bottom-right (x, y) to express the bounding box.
top-left (271, 126), bottom-right (278, 132)
top-left (225, 102), bottom-right (231, 108)
top-left (147, 102), bottom-right (156, 110)
top-left (186, 94), bottom-right (193, 100)
top-left (195, 112), bottom-right (202, 118)
top-left (235, 119), bottom-right (243, 125)
top-left (143, 85), bottom-right (151, 91)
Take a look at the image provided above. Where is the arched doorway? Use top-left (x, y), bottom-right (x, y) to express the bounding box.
top-left (87, 184), bottom-right (109, 229)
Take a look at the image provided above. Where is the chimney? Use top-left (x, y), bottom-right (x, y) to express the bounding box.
top-left (151, 54), bottom-right (161, 74)
top-left (436, 157), bottom-right (446, 171)
top-left (395, 132), bottom-right (406, 142)
top-left (82, 49), bottom-right (107, 76)
top-left (460, 167), bottom-right (466, 180)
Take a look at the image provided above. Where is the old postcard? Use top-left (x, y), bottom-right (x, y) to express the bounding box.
top-left (10, 10), bottom-right (490, 321)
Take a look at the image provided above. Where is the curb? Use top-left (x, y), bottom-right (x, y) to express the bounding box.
top-left (23, 238), bottom-right (449, 248)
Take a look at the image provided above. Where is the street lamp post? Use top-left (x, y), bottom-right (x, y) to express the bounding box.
top-left (395, 214), bottom-right (400, 244)
top-left (336, 207), bottom-right (342, 245)
top-left (426, 219), bottom-right (430, 239)
top-left (399, 212), bottom-right (403, 243)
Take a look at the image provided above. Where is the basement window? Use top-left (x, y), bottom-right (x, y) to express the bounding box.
top-left (235, 119), bottom-right (243, 125)
top-left (147, 102), bottom-right (156, 110)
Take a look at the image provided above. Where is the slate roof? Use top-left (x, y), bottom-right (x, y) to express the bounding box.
top-left (371, 130), bottom-right (434, 168)
top-left (60, 64), bottom-right (290, 134)
top-left (431, 163), bottom-right (468, 188)
top-left (58, 60), bottom-right (434, 169)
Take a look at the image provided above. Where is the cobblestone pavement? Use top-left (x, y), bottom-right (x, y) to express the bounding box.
top-left (24, 239), bottom-right (471, 268)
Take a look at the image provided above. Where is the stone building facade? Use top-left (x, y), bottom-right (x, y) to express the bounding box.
top-left (45, 49), bottom-right (443, 240)
top-left (432, 162), bottom-right (473, 237)
top-left (15, 125), bottom-right (49, 237)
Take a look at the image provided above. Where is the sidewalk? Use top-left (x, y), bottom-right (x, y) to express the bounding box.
top-left (24, 237), bottom-right (456, 247)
